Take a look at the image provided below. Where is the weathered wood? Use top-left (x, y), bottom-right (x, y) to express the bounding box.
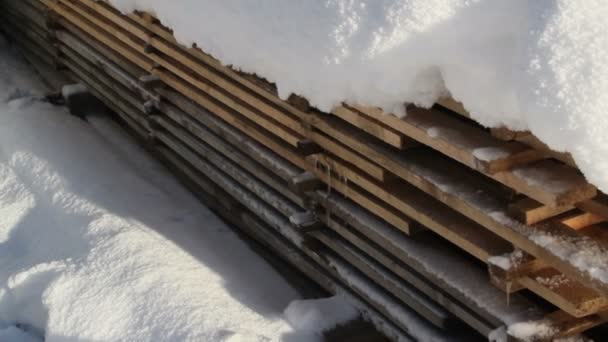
top-left (578, 194), bottom-right (608, 221)
top-left (314, 193), bottom-right (543, 336)
top-left (152, 116), bottom-right (303, 218)
top-left (71, 0), bottom-right (307, 146)
top-left (309, 153), bottom-right (512, 260)
top-left (332, 105), bottom-right (406, 149)
top-left (356, 106), bottom-right (595, 206)
top-left (309, 129), bottom-right (389, 181)
top-left (311, 168), bottom-right (413, 235)
top-left (156, 89), bottom-right (303, 181)
top-left (157, 70), bottom-right (308, 169)
top-left (558, 211), bottom-right (605, 231)
top-left (311, 229), bottom-right (454, 329)
top-left (519, 268), bottom-right (608, 318)
top-left (508, 197), bottom-right (573, 225)
top-left (154, 100), bottom-right (307, 207)
top-left (289, 172), bottom-right (322, 194)
top-left (155, 147), bottom-right (414, 342)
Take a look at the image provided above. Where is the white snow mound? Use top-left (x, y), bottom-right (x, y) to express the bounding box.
top-left (0, 39), bottom-right (338, 342)
top-left (109, 0), bottom-right (608, 192)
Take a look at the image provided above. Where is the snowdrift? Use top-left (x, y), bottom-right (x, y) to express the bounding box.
top-left (108, 0), bottom-right (608, 193)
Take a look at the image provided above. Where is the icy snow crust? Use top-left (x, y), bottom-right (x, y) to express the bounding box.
top-left (109, 0), bottom-right (608, 192)
top-left (0, 38), bottom-right (342, 341)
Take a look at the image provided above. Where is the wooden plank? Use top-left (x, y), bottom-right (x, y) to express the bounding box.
top-left (153, 116), bottom-right (303, 218)
top-left (558, 211), bottom-right (605, 231)
top-left (311, 230), bottom-right (454, 329)
top-left (519, 268), bottom-right (608, 318)
top-left (488, 250), bottom-right (608, 318)
top-left (154, 102), bottom-right (307, 208)
top-left (508, 197), bottom-right (574, 225)
top-left (156, 70), bottom-right (308, 170)
top-left (309, 167), bottom-right (413, 235)
top-left (58, 51), bottom-right (150, 132)
top-left (309, 130), bottom-right (388, 182)
top-left (42, 0), bottom-right (155, 70)
top-left (315, 193), bottom-right (547, 336)
top-left (332, 105), bottom-right (406, 148)
top-left (309, 153), bottom-right (512, 262)
top-left (323, 216), bottom-right (499, 336)
top-left (314, 125), bottom-right (608, 296)
top-left (73, 0), bottom-right (306, 146)
top-left (154, 147), bottom-right (414, 342)
top-left (55, 30), bottom-right (159, 105)
top-left (59, 45), bottom-right (146, 112)
top-left (578, 194), bottom-right (608, 221)
top-left (355, 106), bottom-right (595, 206)
top-left (123, 8), bottom-right (313, 126)
top-left (156, 88), bottom-right (303, 181)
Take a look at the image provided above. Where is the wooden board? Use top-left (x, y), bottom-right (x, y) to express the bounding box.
top-left (308, 153), bottom-right (512, 262)
top-left (332, 105), bottom-right (407, 149)
top-left (355, 105), bottom-right (595, 206)
top-left (310, 168), bottom-right (413, 235)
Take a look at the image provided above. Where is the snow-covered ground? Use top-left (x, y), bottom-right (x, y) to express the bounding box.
top-left (0, 36), bottom-right (356, 341)
top-left (108, 0), bottom-right (608, 194)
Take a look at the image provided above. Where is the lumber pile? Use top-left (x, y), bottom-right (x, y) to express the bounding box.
top-left (2, 0), bottom-right (608, 340)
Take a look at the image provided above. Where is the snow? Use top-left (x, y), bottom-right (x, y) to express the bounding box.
top-left (507, 320), bottom-right (556, 342)
top-left (284, 296), bottom-right (359, 336)
top-left (107, 0), bottom-right (608, 193)
top-left (488, 249), bottom-right (526, 271)
top-left (0, 324), bottom-right (41, 342)
top-left (490, 211), bottom-right (608, 285)
top-left (472, 147), bottom-right (511, 163)
top-left (0, 38), bottom-right (349, 341)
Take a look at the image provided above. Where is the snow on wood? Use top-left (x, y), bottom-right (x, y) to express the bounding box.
top-left (107, 0), bottom-right (608, 196)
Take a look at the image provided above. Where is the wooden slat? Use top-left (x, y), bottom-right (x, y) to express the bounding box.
top-left (309, 130), bottom-right (388, 182)
top-left (578, 194), bottom-right (608, 221)
top-left (314, 125), bottom-right (608, 296)
top-left (519, 268), bottom-right (608, 318)
top-left (558, 211), bottom-right (605, 231)
top-left (310, 167), bottom-right (413, 235)
top-left (309, 154), bottom-right (512, 262)
top-left (356, 106), bottom-right (595, 206)
top-left (76, 0), bottom-right (306, 139)
top-left (311, 229), bottom-right (453, 329)
top-left (332, 105), bottom-right (406, 148)
top-left (508, 197), bottom-right (574, 225)
top-left (155, 73), bottom-right (308, 170)
top-left (488, 251), bottom-right (608, 317)
top-left (55, 0), bottom-right (306, 148)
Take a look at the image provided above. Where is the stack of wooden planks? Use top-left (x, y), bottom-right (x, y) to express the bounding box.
top-left (3, 0), bottom-right (608, 340)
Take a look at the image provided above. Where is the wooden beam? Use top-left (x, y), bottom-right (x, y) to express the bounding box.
top-left (508, 197), bottom-right (573, 225)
